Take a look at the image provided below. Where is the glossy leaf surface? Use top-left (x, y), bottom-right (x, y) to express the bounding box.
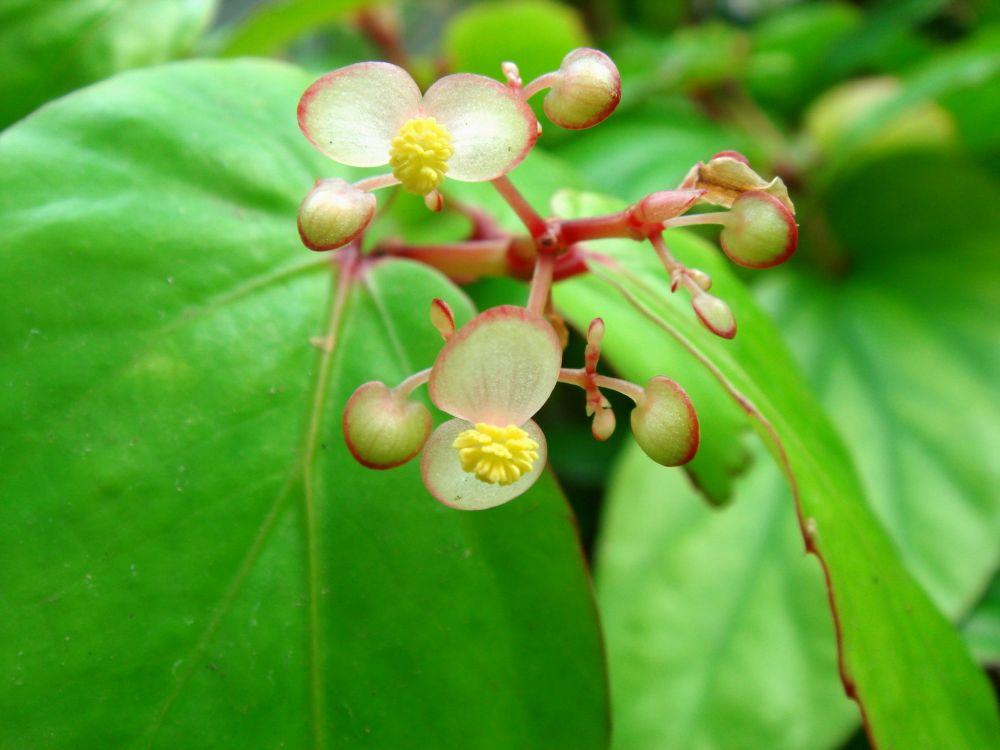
top-left (0, 0), bottom-right (215, 127)
top-left (552, 191), bottom-right (1000, 749)
top-left (0, 59), bottom-right (609, 749)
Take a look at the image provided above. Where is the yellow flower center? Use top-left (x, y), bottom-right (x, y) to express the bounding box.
top-left (453, 423), bottom-right (539, 486)
top-left (388, 117), bottom-right (453, 195)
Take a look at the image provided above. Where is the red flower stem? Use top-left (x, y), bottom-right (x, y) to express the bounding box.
top-left (662, 211), bottom-right (730, 228)
top-left (558, 368), bottom-right (644, 403)
top-left (522, 72), bottom-right (559, 99)
top-left (557, 211), bottom-right (639, 244)
top-left (491, 175), bottom-right (550, 239)
top-left (526, 253), bottom-right (555, 315)
top-left (394, 368), bottom-right (431, 397)
top-left (379, 238), bottom-right (511, 278)
top-left (649, 233), bottom-right (701, 295)
top-left (353, 173), bottom-right (400, 192)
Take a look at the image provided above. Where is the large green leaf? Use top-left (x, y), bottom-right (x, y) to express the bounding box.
top-left (0, 0), bottom-right (215, 128)
top-left (964, 574), bottom-right (1000, 665)
top-left (599, 442), bottom-right (856, 750)
top-left (757, 154), bottom-right (1000, 617)
top-left (551, 192), bottom-right (1000, 748)
top-left (0, 59), bottom-right (609, 748)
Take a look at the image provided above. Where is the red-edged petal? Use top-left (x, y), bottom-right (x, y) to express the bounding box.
top-left (421, 74), bottom-right (537, 182)
top-left (428, 305), bottom-right (561, 425)
top-left (298, 62), bottom-right (421, 167)
top-left (421, 419), bottom-right (547, 510)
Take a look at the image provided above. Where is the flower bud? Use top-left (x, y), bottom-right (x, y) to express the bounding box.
top-left (686, 268), bottom-right (712, 291)
top-left (297, 178), bottom-right (376, 251)
top-left (691, 293), bottom-right (736, 339)
top-left (719, 190), bottom-right (798, 269)
top-left (543, 48), bottom-right (621, 130)
top-left (343, 381), bottom-right (431, 469)
top-left (592, 405), bottom-right (616, 441)
top-left (630, 377), bottom-right (699, 467)
top-left (633, 189), bottom-right (704, 224)
top-left (681, 155), bottom-right (794, 213)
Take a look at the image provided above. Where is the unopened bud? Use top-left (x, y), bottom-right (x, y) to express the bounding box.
top-left (719, 190), bottom-right (798, 269)
top-left (630, 377), bottom-right (699, 466)
top-left (633, 189), bottom-right (704, 224)
top-left (543, 48), bottom-right (621, 130)
top-left (430, 298), bottom-right (455, 341)
top-left (298, 178), bottom-right (376, 251)
top-left (592, 406), bottom-right (616, 441)
top-left (686, 268), bottom-right (712, 291)
top-left (691, 293), bottom-right (736, 339)
top-left (343, 381), bottom-right (431, 469)
top-left (681, 155), bottom-right (794, 213)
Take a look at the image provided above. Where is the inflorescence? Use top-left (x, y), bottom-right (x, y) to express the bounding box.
top-left (295, 48), bottom-right (797, 510)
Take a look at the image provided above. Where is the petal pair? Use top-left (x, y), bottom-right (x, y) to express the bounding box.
top-left (298, 62), bottom-right (537, 183)
top-left (422, 305), bottom-right (561, 509)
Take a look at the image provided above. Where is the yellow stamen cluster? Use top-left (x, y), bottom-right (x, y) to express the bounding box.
top-left (388, 117), bottom-right (453, 195)
top-left (453, 423), bottom-right (539, 486)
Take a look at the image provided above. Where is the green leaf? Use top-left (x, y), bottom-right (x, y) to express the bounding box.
top-left (0, 0), bottom-right (215, 128)
top-left (214, 0), bottom-right (371, 58)
top-left (0, 59), bottom-right (609, 748)
top-left (598, 442), bottom-right (857, 750)
top-left (551, 191), bottom-right (1000, 748)
top-left (443, 0), bottom-right (588, 84)
top-left (963, 574), bottom-right (1000, 665)
top-left (553, 113), bottom-right (751, 202)
top-left (747, 1), bottom-right (862, 117)
top-left (757, 153), bottom-right (1000, 618)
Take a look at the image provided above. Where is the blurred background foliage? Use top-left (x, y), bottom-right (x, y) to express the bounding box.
top-left (1, 0), bottom-right (997, 748)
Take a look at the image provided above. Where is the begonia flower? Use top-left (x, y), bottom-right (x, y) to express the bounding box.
top-left (298, 62), bottom-right (538, 198)
top-left (343, 305), bottom-right (561, 511)
top-left (422, 305), bottom-right (561, 510)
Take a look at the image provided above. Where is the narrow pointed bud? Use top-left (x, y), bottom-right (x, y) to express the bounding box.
top-left (681, 155), bottom-right (794, 213)
top-left (719, 190), bottom-right (798, 269)
top-left (692, 292), bottom-right (737, 339)
top-left (592, 404), bottom-right (616, 441)
top-left (298, 178), bottom-right (376, 251)
top-left (630, 376), bottom-right (699, 467)
top-left (424, 189), bottom-right (444, 212)
top-left (429, 298), bottom-right (455, 341)
top-left (633, 189), bottom-right (704, 224)
top-left (343, 381), bottom-right (431, 469)
top-left (686, 268), bottom-right (712, 290)
top-left (543, 48), bottom-right (621, 130)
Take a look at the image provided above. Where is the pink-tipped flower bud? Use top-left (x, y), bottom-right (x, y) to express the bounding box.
top-left (719, 190), bottom-right (798, 269)
top-left (633, 189), bottom-right (704, 224)
top-left (592, 405), bottom-right (616, 441)
top-left (297, 178), bottom-right (376, 251)
top-left (691, 293), bottom-right (736, 339)
top-left (686, 268), bottom-right (713, 291)
top-left (343, 381), bottom-right (431, 469)
top-left (543, 48), bottom-right (621, 130)
top-left (630, 376), bottom-right (699, 466)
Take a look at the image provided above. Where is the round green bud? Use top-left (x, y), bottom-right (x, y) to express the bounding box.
top-left (297, 178), bottom-right (376, 251)
top-left (630, 377), bottom-right (699, 467)
top-left (343, 381), bottom-right (431, 469)
top-left (543, 48), bottom-right (621, 130)
top-left (719, 190), bottom-right (798, 269)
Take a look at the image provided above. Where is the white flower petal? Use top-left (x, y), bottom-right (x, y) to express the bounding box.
top-left (422, 74), bottom-right (537, 182)
top-left (428, 305), bottom-right (561, 426)
top-left (298, 62), bottom-right (421, 167)
top-left (421, 419), bottom-right (546, 510)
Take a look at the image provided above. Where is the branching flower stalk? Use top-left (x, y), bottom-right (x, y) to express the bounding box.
top-left (295, 47), bottom-right (798, 509)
